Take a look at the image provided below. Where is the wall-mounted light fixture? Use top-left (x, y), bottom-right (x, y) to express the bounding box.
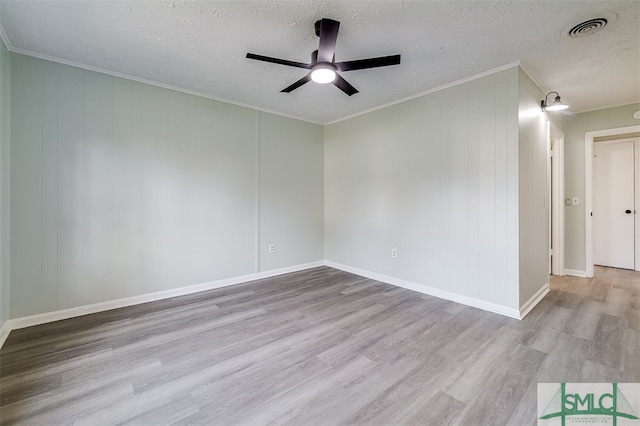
top-left (541, 92), bottom-right (569, 112)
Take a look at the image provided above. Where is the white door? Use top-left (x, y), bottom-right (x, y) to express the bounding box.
top-left (594, 140), bottom-right (635, 269)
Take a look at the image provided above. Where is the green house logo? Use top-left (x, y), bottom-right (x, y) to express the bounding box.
top-left (538, 383), bottom-right (639, 426)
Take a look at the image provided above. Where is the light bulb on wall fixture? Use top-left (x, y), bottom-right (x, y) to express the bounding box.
top-left (541, 92), bottom-right (569, 112)
top-left (310, 64), bottom-right (336, 84)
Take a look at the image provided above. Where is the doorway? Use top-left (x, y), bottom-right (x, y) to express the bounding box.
top-left (586, 125), bottom-right (640, 276)
top-left (548, 122), bottom-right (565, 275)
top-left (593, 138), bottom-right (637, 269)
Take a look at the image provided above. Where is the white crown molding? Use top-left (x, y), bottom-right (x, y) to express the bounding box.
top-left (570, 101), bottom-right (640, 116)
top-left (6, 45), bottom-right (324, 126)
top-left (518, 61), bottom-right (549, 96)
top-left (325, 61), bottom-right (522, 125)
top-left (0, 10), bottom-right (13, 52)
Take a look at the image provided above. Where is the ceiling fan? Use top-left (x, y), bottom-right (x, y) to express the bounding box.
top-left (246, 18), bottom-right (401, 96)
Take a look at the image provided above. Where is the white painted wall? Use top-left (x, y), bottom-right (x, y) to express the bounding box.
top-left (8, 53), bottom-right (324, 318)
top-left (0, 40), bottom-right (10, 328)
top-left (259, 112), bottom-right (324, 271)
top-left (518, 69), bottom-right (550, 305)
top-left (4, 54), bottom-right (566, 321)
top-left (564, 103), bottom-right (640, 272)
top-left (325, 67), bottom-right (521, 311)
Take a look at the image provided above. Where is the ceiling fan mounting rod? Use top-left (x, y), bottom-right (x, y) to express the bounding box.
top-left (313, 62), bottom-right (335, 70)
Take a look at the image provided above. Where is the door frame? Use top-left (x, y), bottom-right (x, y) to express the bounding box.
top-left (548, 121), bottom-right (565, 275)
top-left (585, 124), bottom-right (640, 277)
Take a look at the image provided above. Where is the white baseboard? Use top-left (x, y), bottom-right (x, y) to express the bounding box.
top-left (565, 269), bottom-right (588, 278)
top-left (0, 258), bottom-right (556, 351)
top-left (0, 321), bottom-right (10, 348)
top-left (325, 261), bottom-right (522, 319)
top-left (519, 283), bottom-right (550, 319)
top-left (0, 261), bottom-right (324, 344)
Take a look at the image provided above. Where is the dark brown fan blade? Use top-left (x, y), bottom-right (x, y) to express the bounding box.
top-left (281, 74), bottom-right (312, 93)
top-left (317, 19), bottom-right (340, 63)
top-left (335, 54), bottom-right (401, 72)
top-left (332, 74), bottom-right (358, 96)
top-left (246, 53), bottom-right (311, 69)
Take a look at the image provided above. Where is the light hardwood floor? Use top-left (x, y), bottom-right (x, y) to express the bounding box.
top-left (0, 266), bottom-right (638, 425)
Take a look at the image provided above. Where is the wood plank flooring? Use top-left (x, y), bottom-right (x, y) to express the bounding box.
top-left (0, 266), bottom-right (638, 425)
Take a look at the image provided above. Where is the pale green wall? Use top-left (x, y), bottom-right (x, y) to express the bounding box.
top-left (518, 69), bottom-right (550, 305)
top-left (9, 53), bottom-right (323, 318)
top-left (325, 67), bottom-right (522, 311)
top-left (5, 48), bottom-right (605, 321)
top-left (0, 40), bottom-right (9, 327)
top-left (564, 103), bottom-right (640, 272)
top-left (259, 112), bottom-right (324, 271)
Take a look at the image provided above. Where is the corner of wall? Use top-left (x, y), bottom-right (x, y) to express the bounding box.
top-left (516, 68), bottom-right (550, 308)
top-left (0, 321), bottom-right (10, 348)
top-left (0, 37), bottom-right (11, 332)
top-left (519, 281), bottom-right (549, 319)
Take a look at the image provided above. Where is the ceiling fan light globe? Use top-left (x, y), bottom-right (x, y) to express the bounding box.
top-left (311, 68), bottom-right (336, 84)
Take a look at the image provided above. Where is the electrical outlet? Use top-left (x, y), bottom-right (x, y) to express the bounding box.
top-left (268, 244), bottom-right (275, 253)
top-left (391, 248), bottom-right (397, 258)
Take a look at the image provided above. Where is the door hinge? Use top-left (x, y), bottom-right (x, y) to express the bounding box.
top-left (550, 249), bottom-right (554, 256)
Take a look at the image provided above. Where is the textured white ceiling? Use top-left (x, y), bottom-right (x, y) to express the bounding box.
top-left (0, 1), bottom-right (638, 124)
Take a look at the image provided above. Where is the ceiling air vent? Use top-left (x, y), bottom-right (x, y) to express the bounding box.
top-left (565, 12), bottom-right (617, 38)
